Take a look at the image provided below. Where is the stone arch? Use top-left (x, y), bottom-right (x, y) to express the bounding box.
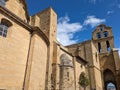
top-left (100, 56), bottom-right (108, 69)
top-left (103, 31), bottom-right (109, 37)
top-left (59, 54), bottom-right (74, 90)
top-left (106, 82), bottom-right (116, 90)
top-left (100, 56), bottom-right (116, 73)
top-left (1, 18), bottom-right (13, 27)
top-left (98, 42), bottom-right (102, 53)
top-left (101, 55), bottom-right (108, 60)
top-left (96, 32), bottom-right (102, 39)
top-left (60, 54), bottom-right (73, 67)
top-left (103, 69), bottom-right (117, 90)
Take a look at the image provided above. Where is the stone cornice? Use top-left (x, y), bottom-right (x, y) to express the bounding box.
top-left (0, 6), bottom-right (31, 31)
top-left (32, 26), bottom-right (50, 46)
top-left (0, 6), bottom-right (50, 46)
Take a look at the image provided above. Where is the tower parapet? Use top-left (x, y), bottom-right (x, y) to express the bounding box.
top-left (92, 24), bottom-right (114, 53)
top-left (92, 24), bottom-right (113, 40)
top-left (30, 7), bottom-right (57, 41)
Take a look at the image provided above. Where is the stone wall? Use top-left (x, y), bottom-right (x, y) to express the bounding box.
top-left (59, 48), bottom-right (75, 90)
top-left (67, 41), bottom-right (103, 90)
top-left (75, 58), bottom-right (86, 90)
top-left (6, 0), bottom-right (28, 22)
top-left (0, 5), bottom-right (49, 90)
top-left (27, 34), bottom-right (48, 90)
top-left (0, 14), bottom-right (30, 90)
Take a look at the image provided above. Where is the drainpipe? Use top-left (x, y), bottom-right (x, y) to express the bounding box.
top-left (22, 30), bottom-right (33, 90)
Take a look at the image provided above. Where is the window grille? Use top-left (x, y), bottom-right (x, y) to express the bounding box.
top-left (0, 24), bottom-right (8, 37)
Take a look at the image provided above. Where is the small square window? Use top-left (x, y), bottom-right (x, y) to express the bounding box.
top-left (0, 24), bottom-right (8, 37)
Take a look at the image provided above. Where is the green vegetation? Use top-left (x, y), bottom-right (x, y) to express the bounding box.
top-left (78, 72), bottom-right (89, 90)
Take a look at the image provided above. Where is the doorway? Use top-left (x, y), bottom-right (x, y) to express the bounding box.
top-left (106, 82), bottom-right (116, 90)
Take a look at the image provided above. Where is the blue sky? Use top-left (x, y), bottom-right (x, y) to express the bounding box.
top-left (26, 0), bottom-right (120, 54)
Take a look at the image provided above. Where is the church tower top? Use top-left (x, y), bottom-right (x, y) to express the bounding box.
top-left (92, 24), bottom-right (113, 40)
top-left (92, 24), bottom-right (114, 53)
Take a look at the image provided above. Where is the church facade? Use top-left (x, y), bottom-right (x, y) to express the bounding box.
top-left (0, 0), bottom-right (120, 90)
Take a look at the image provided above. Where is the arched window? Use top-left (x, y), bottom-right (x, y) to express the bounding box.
top-left (0, 0), bottom-right (8, 7)
top-left (96, 33), bottom-right (101, 39)
top-left (0, 18), bottom-right (12, 37)
top-left (104, 31), bottom-right (108, 37)
top-left (103, 69), bottom-right (116, 90)
top-left (98, 42), bottom-right (102, 53)
top-left (100, 27), bottom-right (104, 31)
top-left (106, 41), bottom-right (110, 52)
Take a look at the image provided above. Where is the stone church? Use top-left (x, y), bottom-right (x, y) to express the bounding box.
top-left (0, 0), bottom-right (120, 90)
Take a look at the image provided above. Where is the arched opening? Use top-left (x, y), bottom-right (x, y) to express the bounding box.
top-left (104, 31), bottom-right (108, 37)
top-left (59, 54), bottom-right (74, 90)
top-left (96, 33), bottom-right (102, 38)
top-left (1, 18), bottom-right (13, 27)
top-left (78, 72), bottom-right (89, 90)
top-left (98, 42), bottom-right (102, 53)
top-left (60, 54), bottom-right (73, 66)
top-left (106, 41), bottom-right (110, 52)
top-left (100, 27), bottom-right (104, 31)
top-left (103, 69), bottom-right (117, 90)
top-left (107, 82), bottom-right (116, 90)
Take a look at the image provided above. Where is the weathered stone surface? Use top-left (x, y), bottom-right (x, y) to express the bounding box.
top-left (0, 1), bottom-right (120, 90)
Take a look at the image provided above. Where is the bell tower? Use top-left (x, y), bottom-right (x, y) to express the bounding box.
top-left (92, 24), bottom-right (114, 53)
top-left (92, 24), bottom-right (120, 90)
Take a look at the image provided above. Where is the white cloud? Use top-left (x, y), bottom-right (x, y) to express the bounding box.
top-left (116, 47), bottom-right (120, 56)
top-left (118, 48), bottom-right (120, 56)
top-left (57, 15), bottom-right (106, 46)
top-left (83, 16), bottom-right (106, 27)
top-left (118, 38), bottom-right (120, 56)
top-left (107, 10), bottom-right (114, 15)
top-left (57, 15), bottom-right (82, 46)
